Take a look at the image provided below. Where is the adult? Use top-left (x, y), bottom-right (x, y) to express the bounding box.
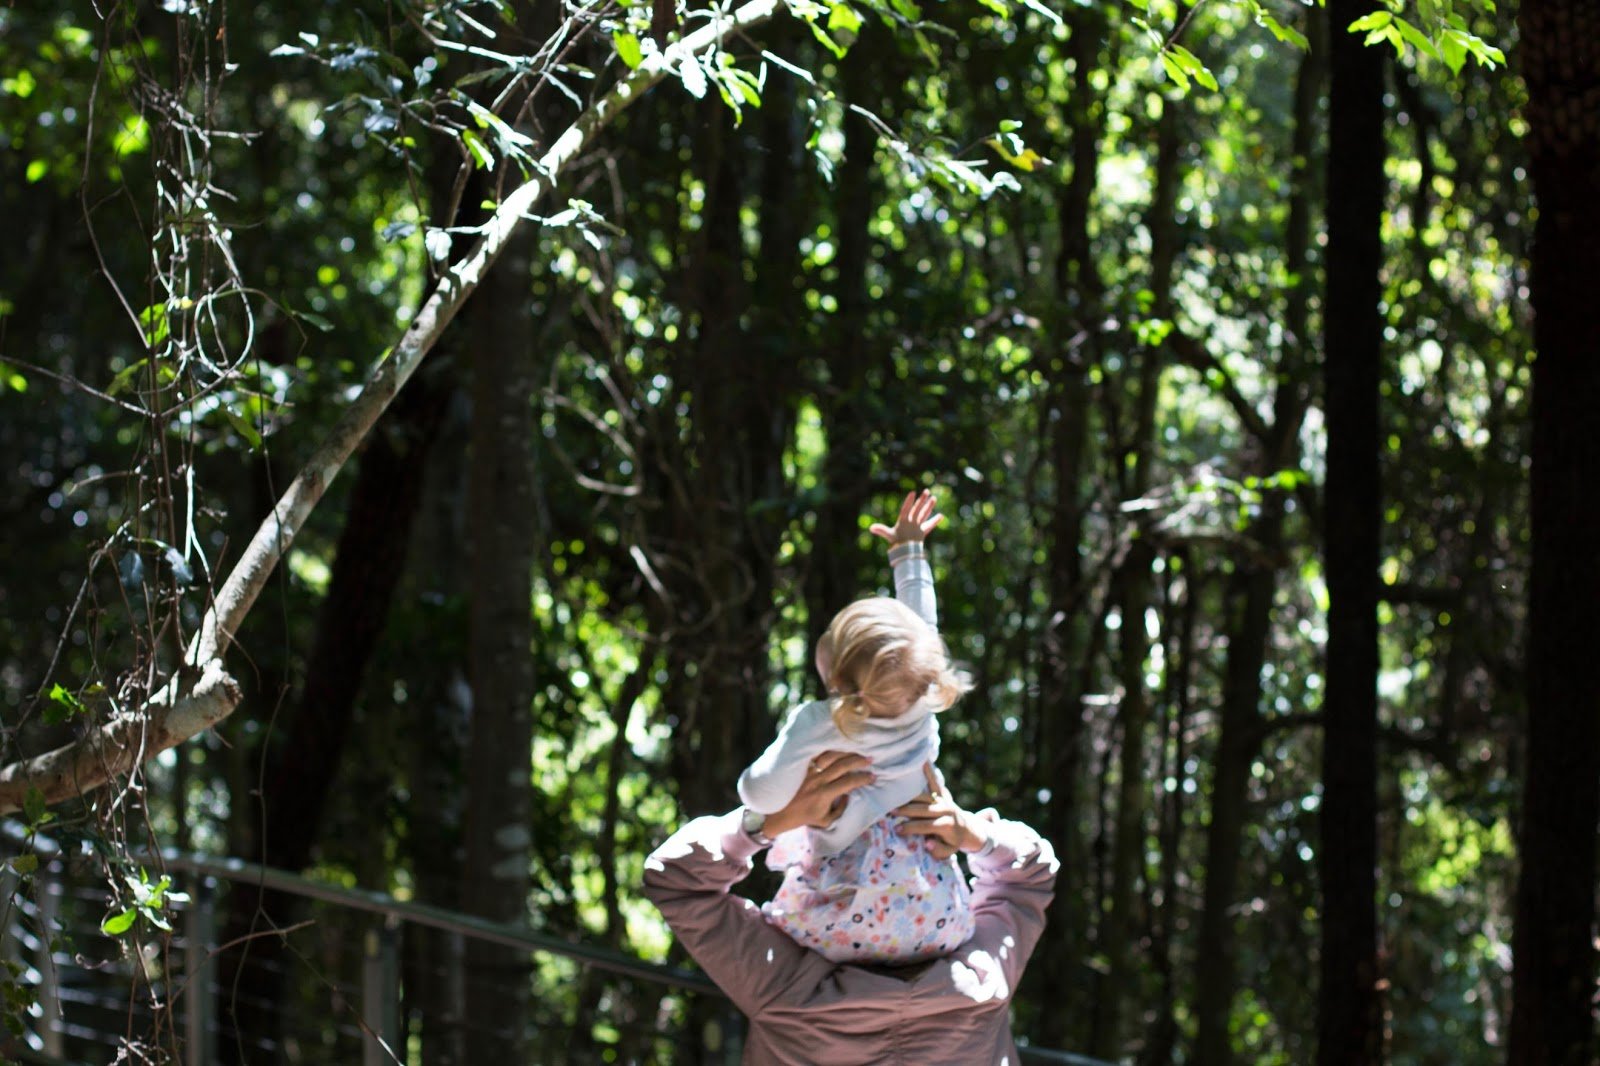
top-left (642, 753), bottom-right (1058, 1064)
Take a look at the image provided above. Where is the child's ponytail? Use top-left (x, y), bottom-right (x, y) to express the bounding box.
top-left (829, 690), bottom-right (871, 737)
top-left (822, 597), bottom-right (972, 736)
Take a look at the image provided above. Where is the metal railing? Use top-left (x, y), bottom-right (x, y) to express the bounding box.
top-left (0, 826), bottom-right (1111, 1065)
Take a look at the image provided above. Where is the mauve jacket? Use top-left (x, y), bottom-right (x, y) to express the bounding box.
top-left (642, 809), bottom-right (1059, 1065)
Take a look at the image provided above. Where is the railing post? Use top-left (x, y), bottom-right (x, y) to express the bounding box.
top-left (35, 861), bottom-right (61, 1059)
top-left (443, 929), bottom-right (465, 1065)
top-left (184, 875), bottom-right (217, 1066)
top-left (362, 917), bottom-right (401, 1066)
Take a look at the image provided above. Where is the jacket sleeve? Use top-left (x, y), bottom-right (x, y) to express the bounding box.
top-left (889, 542), bottom-right (938, 631)
top-left (736, 702), bottom-right (829, 814)
top-left (962, 814), bottom-right (1059, 996)
top-left (640, 811), bottom-right (822, 1018)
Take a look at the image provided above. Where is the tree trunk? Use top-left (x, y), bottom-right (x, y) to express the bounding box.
top-left (1092, 99), bottom-right (1181, 1062)
top-left (1141, 552), bottom-right (1198, 1066)
top-left (1317, 0), bottom-right (1386, 1060)
top-left (1508, 2), bottom-right (1600, 1062)
top-left (1191, 19), bottom-right (1323, 1062)
top-left (400, 373), bottom-right (473, 1066)
top-left (459, 221), bottom-right (540, 1062)
top-left (1028, 8), bottom-right (1109, 1050)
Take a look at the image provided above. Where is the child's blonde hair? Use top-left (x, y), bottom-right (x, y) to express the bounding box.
top-left (819, 596), bottom-right (971, 737)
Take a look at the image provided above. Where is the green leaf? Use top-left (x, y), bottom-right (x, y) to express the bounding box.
top-left (461, 129), bottom-right (493, 170)
top-left (1258, 12), bottom-right (1311, 51)
top-left (25, 160), bottom-right (47, 184)
top-left (106, 358), bottom-right (149, 397)
top-left (1159, 51), bottom-right (1190, 91)
top-left (999, 119), bottom-right (1023, 132)
top-left (101, 910), bottom-right (137, 936)
top-left (1392, 16), bottom-right (1440, 59)
top-left (224, 407), bottom-right (263, 450)
top-left (613, 31), bottom-right (643, 69)
top-left (23, 788), bottom-right (46, 828)
top-left (974, 0), bottom-right (1010, 14)
top-left (725, 67), bottom-right (762, 108)
top-left (113, 115), bottom-right (149, 158)
top-left (43, 684), bottom-right (85, 726)
top-left (803, 19), bottom-right (849, 57)
top-left (8, 855), bottom-right (38, 876)
top-left (1439, 29), bottom-right (1468, 72)
top-left (1347, 10), bottom-right (1392, 31)
top-left (1364, 23), bottom-right (1404, 56)
top-left (1462, 33), bottom-right (1505, 66)
top-left (827, 2), bottom-right (864, 37)
top-left (1168, 44), bottom-right (1218, 90)
top-left (137, 303), bottom-right (170, 348)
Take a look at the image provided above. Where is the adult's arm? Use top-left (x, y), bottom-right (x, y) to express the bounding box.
top-left (895, 767), bottom-right (1058, 995)
top-left (641, 811), bottom-right (822, 1018)
top-left (963, 813), bottom-right (1059, 994)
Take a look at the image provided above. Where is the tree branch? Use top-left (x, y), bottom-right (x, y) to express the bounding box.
top-left (0, 0), bottom-right (784, 811)
top-left (1168, 329), bottom-right (1274, 446)
top-left (191, 0), bottom-right (782, 667)
top-left (0, 660), bottom-right (241, 815)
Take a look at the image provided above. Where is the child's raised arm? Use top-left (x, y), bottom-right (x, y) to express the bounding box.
top-left (870, 489), bottom-right (943, 631)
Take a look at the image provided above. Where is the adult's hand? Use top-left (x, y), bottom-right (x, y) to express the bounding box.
top-left (893, 763), bottom-right (991, 860)
top-left (760, 751), bottom-right (875, 838)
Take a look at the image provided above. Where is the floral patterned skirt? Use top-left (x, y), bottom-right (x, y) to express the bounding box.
top-left (761, 815), bottom-right (975, 965)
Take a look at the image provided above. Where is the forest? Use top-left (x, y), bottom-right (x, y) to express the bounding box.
top-left (0, 0), bottom-right (1595, 1062)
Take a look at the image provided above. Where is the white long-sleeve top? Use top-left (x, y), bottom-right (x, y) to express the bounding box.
top-left (737, 544), bottom-right (943, 856)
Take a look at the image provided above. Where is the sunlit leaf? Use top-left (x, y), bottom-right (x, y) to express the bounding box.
top-left (679, 55), bottom-right (708, 98)
top-left (101, 910), bottom-right (137, 936)
top-left (1393, 16), bottom-right (1441, 59)
top-left (1159, 51), bottom-right (1190, 91)
top-left (614, 31), bottom-right (643, 70)
top-left (461, 129), bottom-right (493, 170)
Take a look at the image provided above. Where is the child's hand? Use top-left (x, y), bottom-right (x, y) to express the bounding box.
top-left (869, 489), bottom-right (944, 547)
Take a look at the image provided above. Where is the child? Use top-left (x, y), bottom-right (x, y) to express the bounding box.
top-left (737, 489), bottom-right (976, 964)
